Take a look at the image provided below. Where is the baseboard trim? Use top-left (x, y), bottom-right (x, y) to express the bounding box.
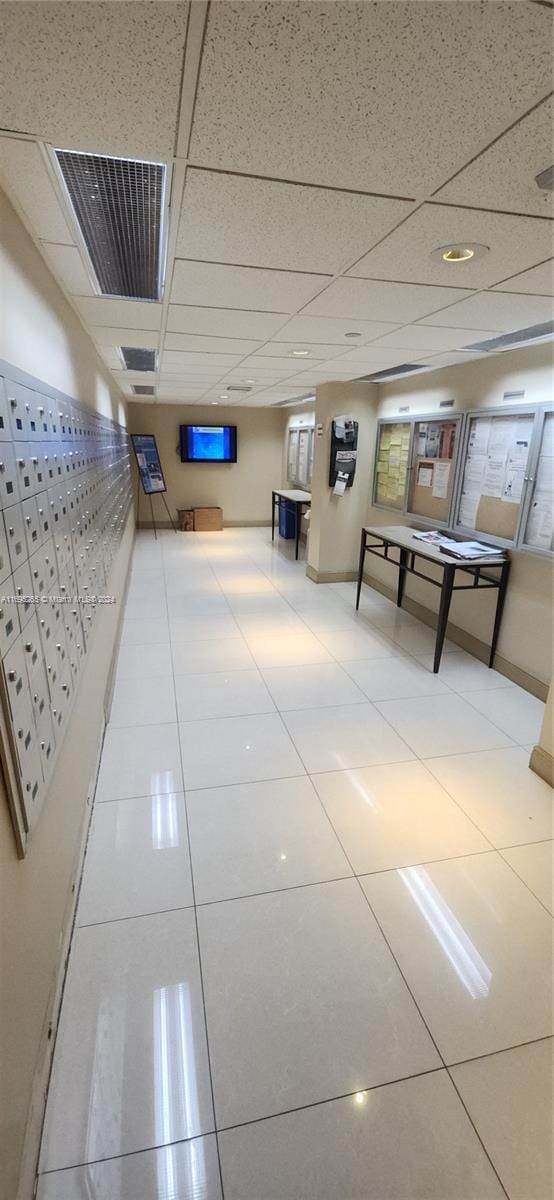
top-left (529, 745), bottom-right (553, 787)
top-left (306, 567), bottom-right (358, 583)
top-left (137, 519), bottom-right (273, 530)
top-left (362, 569), bottom-right (549, 701)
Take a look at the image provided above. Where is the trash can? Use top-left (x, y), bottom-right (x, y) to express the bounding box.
top-left (279, 497), bottom-right (296, 540)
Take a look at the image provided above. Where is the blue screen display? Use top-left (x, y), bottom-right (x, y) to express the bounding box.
top-left (181, 425), bottom-right (236, 462)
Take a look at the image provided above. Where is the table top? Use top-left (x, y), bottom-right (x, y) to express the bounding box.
top-left (364, 525), bottom-right (507, 568)
top-left (273, 488), bottom-right (312, 503)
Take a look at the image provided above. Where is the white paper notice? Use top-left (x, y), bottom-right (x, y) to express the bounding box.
top-left (488, 418), bottom-right (515, 456)
top-left (432, 461), bottom-right (450, 499)
top-left (417, 464), bottom-right (433, 487)
top-left (468, 418), bottom-right (492, 455)
top-left (526, 500), bottom-right (553, 549)
top-left (502, 466), bottom-right (525, 503)
top-left (459, 492), bottom-right (480, 528)
top-left (333, 471), bottom-right (348, 496)
top-left (482, 455), bottom-right (507, 498)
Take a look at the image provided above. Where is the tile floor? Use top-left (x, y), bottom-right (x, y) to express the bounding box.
top-left (37, 528), bottom-right (553, 1200)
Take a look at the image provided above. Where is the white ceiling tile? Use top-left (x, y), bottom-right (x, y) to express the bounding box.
top-left (348, 203), bottom-right (554, 289)
top-left (256, 342), bottom-right (346, 362)
top-left (1, 3), bottom-right (189, 158)
top-left (41, 243), bottom-right (95, 296)
top-left (436, 97), bottom-right (554, 217)
top-left (189, 1), bottom-right (551, 194)
top-left (161, 351), bottom-right (242, 368)
top-left (325, 345), bottom-right (428, 365)
top-left (167, 305), bottom-right (286, 340)
top-left (492, 260), bottom-right (554, 298)
top-left (247, 354), bottom-right (324, 371)
top-left (177, 168), bottom-right (412, 273)
top-left (92, 328), bottom-right (159, 349)
top-left (164, 333), bottom-right (261, 354)
top-left (0, 137), bottom-right (74, 243)
top-left (97, 348), bottom-right (122, 370)
top-left (274, 315), bottom-right (400, 345)
top-left (73, 297), bottom-right (163, 330)
top-left (170, 260), bottom-right (330, 312)
top-left (368, 325), bottom-right (502, 352)
top-left (418, 291), bottom-right (554, 332)
top-left (302, 278), bottom-right (472, 323)
top-left (417, 351), bottom-right (488, 370)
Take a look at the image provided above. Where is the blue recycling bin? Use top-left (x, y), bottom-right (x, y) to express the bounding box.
top-left (279, 497), bottom-right (296, 539)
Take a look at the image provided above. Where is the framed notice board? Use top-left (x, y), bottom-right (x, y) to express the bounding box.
top-left (406, 416), bottom-right (462, 526)
top-left (287, 426), bottom-right (314, 488)
top-left (373, 418), bottom-right (412, 511)
top-left (454, 406), bottom-right (537, 548)
top-left (519, 406), bottom-right (554, 556)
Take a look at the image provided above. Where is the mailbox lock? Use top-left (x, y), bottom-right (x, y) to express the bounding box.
top-left (24, 642), bottom-right (32, 653)
top-left (8, 670), bottom-right (17, 682)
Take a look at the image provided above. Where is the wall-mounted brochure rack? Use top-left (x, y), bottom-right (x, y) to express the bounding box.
top-left (0, 366), bottom-right (132, 854)
top-left (372, 403), bottom-right (553, 558)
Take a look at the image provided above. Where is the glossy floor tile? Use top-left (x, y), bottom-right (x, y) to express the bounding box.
top-left (109, 675), bottom-right (177, 728)
top-left (343, 655), bottom-right (451, 701)
top-left (313, 762), bottom-right (489, 875)
top-left (96, 723), bottom-right (183, 802)
top-left (461, 685), bottom-right (546, 745)
top-left (38, 1134), bottom-right (223, 1200)
top-left (218, 1070), bottom-right (505, 1199)
top-left (450, 1040), bottom-right (553, 1200)
top-left (501, 840), bottom-right (553, 913)
top-left (376, 693), bottom-right (513, 757)
top-left (187, 776), bottom-right (351, 903)
top-left (40, 910), bottom-right (214, 1171)
top-left (282, 702), bottom-right (414, 773)
top-left (40, 528), bottom-right (551, 1199)
top-left (261, 661), bottom-right (367, 711)
top-left (198, 878), bottom-right (439, 1127)
top-left (175, 669), bottom-right (275, 721)
top-left (77, 793), bottom-right (193, 926)
top-left (171, 635), bottom-right (255, 674)
top-left (179, 712), bottom-right (305, 789)
top-left (423, 747), bottom-right (553, 846)
top-left (362, 852), bottom-right (553, 1063)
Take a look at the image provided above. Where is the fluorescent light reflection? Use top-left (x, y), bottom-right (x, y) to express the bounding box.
top-left (345, 769), bottom-right (380, 813)
top-left (154, 983), bottom-right (204, 1197)
top-left (151, 793), bottom-right (179, 850)
top-left (149, 771), bottom-right (175, 796)
top-left (398, 866), bottom-right (492, 999)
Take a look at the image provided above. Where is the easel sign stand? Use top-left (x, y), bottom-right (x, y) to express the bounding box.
top-left (131, 433), bottom-right (177, 539)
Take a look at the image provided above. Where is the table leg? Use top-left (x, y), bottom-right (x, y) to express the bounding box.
top-left (295, 503), bottom-right (300, 560)
top-left (356, 529), bottom-right (366, 611)
top-left (397, 548), bottom-right (408, 608)
top-left (271, 492), bottom-right (276, 542)
top-left (489, 559), bottom-right (511, 667)
top-left (433, 565), bottom-right (455, 673)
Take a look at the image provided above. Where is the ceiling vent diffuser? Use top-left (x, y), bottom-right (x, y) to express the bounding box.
top-left (132, 385), bottom-right (155, 396)
top-left (55, 150), bottom-right (165, 300)
top-left (121, 346), bottom-right (157, 372)
top-left (356, 364), bottom-right (428, 382)
top-left (462, 322), bottom-right (554, 353)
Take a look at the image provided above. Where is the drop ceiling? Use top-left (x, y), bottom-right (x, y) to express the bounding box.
top-left (0, 0), bottom-right (552, 407)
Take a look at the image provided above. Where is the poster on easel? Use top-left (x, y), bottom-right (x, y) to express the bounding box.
top-left (131, 434), bottom-right (167, 494)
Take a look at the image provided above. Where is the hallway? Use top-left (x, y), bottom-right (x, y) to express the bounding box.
top-left (37, 528), bottom-right (552, 1199)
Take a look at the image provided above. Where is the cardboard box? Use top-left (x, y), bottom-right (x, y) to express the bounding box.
top-left (194, 506), bottom-right (223, 531)
top-left (178, 509), bottom-right (194, 531)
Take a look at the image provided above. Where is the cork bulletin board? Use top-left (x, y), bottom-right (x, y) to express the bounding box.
top-left (407, 418), bottom-right (459, 524)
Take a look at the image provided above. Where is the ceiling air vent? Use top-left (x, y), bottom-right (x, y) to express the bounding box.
top-left (356, 364), bottom-right (428, 382)
top-left (226, 385), bottom-right (252, 394)
top-left (55, 150), bottom-right (166, 300)
top-left (462, 322), bottom-right (554, 353)
top-left (121, 347), bottom-right (157, 372)
top-left (132, 385), bottom-right (155, 396)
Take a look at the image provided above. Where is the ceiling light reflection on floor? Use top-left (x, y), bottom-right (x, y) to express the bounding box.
top-left (398, 866), bottom-right (492, 999)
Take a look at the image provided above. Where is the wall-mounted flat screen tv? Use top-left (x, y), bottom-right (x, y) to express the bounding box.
top-left (179, 424), bottom-right (237, 463)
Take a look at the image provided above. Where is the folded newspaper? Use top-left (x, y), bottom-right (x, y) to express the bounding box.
top-left (439, 540), bottom-right (501, 559)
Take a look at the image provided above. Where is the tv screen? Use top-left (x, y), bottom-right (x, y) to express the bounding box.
top-left (180, 424), bottom-right (237, 463)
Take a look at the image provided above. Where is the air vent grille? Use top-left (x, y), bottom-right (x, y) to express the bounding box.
top-left (121, 347), bottom-right (157, 372)
top-left (226, 385), bottom-right (252, 394)
top-left (462, 322), bottom-right (553, 353)
top-left (356, 363), bottom-right (428, 382)
top-left (132, 385), bottom-right (155, 396)
top-left (55, 150), bottom-right (165, 300)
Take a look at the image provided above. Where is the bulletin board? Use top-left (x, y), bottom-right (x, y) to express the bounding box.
top-left (374, 420), bottom-right (411, 510)
top-left (287, 429), bottom-right (299, 481)
top-left (521, 408), bottom-right (554, 554)
top-left (407, 417), bottom-right (460, 525)
top-left (288, 426), bottom-right (314, 488)
top-left (455, 408), bottom-right (536, 545)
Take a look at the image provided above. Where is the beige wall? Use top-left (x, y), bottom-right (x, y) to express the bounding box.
top-left (128, 401), bottom-right (285, 526)
top-left (0, 190), bottom-right (132, 1200)
top-left (364, 345), bottom-right (553, 690)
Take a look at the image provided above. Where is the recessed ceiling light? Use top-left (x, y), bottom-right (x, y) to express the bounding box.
top-left (431, 242), bottom-right (489, 264)
top-left (344, 331), bottom-right (362, 338)
top-left (219, 393), bottom-right (228, 399)
top-left (244, 379), bottom-right (256, 384)
top-left (211, 401), bottom-right (219, 405)
top-left (292, 349), bottom-right (309, 357)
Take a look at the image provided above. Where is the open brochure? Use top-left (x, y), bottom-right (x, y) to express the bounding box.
top-left (439, 540), bottom-right (501, 560)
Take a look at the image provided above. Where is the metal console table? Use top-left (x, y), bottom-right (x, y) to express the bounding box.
top-left (271, 488), bottom-right (312, 560)
top-left (356, 525), bottom-right (510, 674)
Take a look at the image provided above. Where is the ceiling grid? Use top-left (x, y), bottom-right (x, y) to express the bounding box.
top-left (0, 0), bottom-right (552, 406)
